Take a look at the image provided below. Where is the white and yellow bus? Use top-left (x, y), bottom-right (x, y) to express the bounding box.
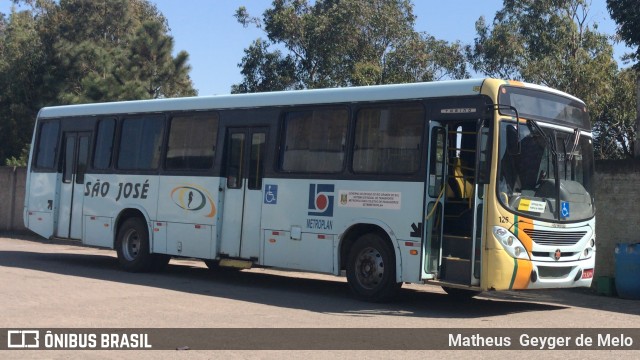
top-left (24, 78), bottom-right (595, 301)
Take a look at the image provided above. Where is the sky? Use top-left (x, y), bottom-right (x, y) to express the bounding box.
top-left (1, 0), bottom-right (633, 96)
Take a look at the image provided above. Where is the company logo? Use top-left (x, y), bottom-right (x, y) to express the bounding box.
top-left (554, 249), bottom-right (562, 261)
top-left (7, 330), bottom-right (39, 348)
top-left (170, 185), bottom-right (216, 218)
top-left (6, 330), bottom-right (152, 349)
top-left (308, 184), bottom-right (334, 217)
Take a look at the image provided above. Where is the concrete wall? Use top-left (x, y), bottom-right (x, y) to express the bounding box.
top-left (1, 162), bottom-right (637, 277)
top-left (0, 166), bottom-right (27, 232)
top-left (593, 159), bottom-right (640, 278)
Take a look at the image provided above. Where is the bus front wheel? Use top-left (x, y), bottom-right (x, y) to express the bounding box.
top-left (346, 233), bottom-right (401, 302)
top-left (116, 217), bottom-right (160, 272)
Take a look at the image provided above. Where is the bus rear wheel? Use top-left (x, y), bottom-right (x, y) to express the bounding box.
top-left (116, 217), bottom-right (161, 272)
top-left (346, 233), bottom-right (401, 302)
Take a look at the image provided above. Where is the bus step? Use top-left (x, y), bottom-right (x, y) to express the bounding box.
top-left (443, 234), bottom-right (473, 242)
top-left (440, 257), bottom-right (471, 285)
top-left (219, 259), bottom-right (253, 269)
top-left (442, 235), bottom-right (472, 259)
top-left (445, 200), bottom-right (471, 204)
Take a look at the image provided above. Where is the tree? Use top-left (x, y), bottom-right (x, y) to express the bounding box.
top-left (232, 0), bottom-right (468, 93)
top-left (232, 38), bottom-right (297, 93)
top-left (593, 69), bottom-right (637, 158)
top-left (607, 0), bottom-right (640, 63)
top-left (46, 0), bottom-right (196, 103)
top-left (607, 0), bottom-right (640, 159)
top-left (0, 0), bottom-right (197, 164)
top-left (0, 7), bottom-right (47, 164)
top-left (467, 0), bottom-right (622, 159)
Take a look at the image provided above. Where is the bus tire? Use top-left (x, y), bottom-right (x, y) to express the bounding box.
top-left (116, 217), bottom-right (155, 272)
top-left (346, 233), bottom-right (402, 302)
top-left (442, 286), bottom-right (481, 300)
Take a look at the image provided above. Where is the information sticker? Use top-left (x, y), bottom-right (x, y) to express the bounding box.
top-left (338, 190), bottom-right (401, 210)
top-left (518, 199), bottom-right (546, 213)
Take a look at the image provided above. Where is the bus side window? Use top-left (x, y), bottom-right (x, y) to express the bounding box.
top-left (34, 120), bottom-right (60, 170)
top-left (117, 116), bottom-right (165, 170)
top-left (166, 112), bottom-right (219, 170)
top-left (353, 104), bottom-right (424, 174)
top-left (280, 108), bottom-right (348, 173)
top-left (93, 118), bottom-right (116, 170)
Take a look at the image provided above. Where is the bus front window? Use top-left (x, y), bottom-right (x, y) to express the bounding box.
top-left (498, 122), bottom-right (595, 222)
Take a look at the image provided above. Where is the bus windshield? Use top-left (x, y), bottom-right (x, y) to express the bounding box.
top-left (498, 121), bottom-right (595, 222)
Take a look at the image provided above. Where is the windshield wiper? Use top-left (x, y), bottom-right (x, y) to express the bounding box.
top-left (527, 118), bottom-right (557, 157)
top-left (566, 128), bottom-right (580, 161)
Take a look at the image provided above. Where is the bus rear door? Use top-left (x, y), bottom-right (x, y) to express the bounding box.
top-left (57, 131), bottom-right (91, 239)
top-left (219, 127), bottom-right (268, 259)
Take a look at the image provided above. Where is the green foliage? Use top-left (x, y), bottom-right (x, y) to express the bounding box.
top-left (231, 38), bottom-right (297, 93)
top-left (48, 0), bottom-right (196, 103)
top-left (0, 7), bottom-right (45, 164)
top-left (593, 69), bottom-right (636, 158)
top-left (5, 144), bottom-right (30, 167)
top-left (607, 0), bottom-right (640, 63)
top-left (232, 0), bottom-right (468, 93)
top-left (468, 0), bottom-right (616, 102)
top-left (0, 0), bottom-right (196, 164)
top-left (467, 0), bottom-right (626, 159)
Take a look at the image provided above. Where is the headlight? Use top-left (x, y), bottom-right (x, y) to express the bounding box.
top-left (582, 238), bottom-right (595, 259)
top-left (493, 226), bottom-right (530, 260)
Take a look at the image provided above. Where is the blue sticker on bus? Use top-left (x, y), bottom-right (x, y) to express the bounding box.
top-left (264, 184), bottom-right (278, 204)
top-left (561, 201), bottom-right (570, 218)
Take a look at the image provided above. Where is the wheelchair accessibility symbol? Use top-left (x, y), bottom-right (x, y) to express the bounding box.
top-left (264, 184), bottom-right (278, 204)
top-left (561, 201), bottom-right (570, 218)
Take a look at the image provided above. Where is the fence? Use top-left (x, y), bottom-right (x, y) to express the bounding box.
top-left (0, 166), bottom-right (26, 232)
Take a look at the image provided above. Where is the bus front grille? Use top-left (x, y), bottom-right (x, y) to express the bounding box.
top-left (537, 266), bottom-right (574, 279)
top-left (522, 229), bottom-right (586, 246)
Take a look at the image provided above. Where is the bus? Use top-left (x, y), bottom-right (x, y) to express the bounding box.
top-left (24, 78), bottom-right (596, 301)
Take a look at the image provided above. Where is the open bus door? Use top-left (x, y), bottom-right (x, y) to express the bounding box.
top-left (422, 121), bottom-right (446, 279)
top-left (425, 118), bottom-right (489, 288)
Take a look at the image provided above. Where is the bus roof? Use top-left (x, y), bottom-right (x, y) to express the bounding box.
top-left (37, 78), bottom-right (582, 119)
top-left (38, 78), bottom-right (486, 119)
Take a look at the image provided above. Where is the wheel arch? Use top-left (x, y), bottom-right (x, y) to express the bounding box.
top-left (338, 220), bottom-right (402, 282)
top-left (113, 207), bottom-right (151, 248)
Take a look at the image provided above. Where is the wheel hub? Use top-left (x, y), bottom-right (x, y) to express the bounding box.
top-left (123, 229), bottom-right (141, 261)
top-left (355, 247), bottom-right (384, 289)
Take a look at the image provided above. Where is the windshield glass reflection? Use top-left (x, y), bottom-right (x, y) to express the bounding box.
top-left (498, 122), bottom-right (595, 222)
